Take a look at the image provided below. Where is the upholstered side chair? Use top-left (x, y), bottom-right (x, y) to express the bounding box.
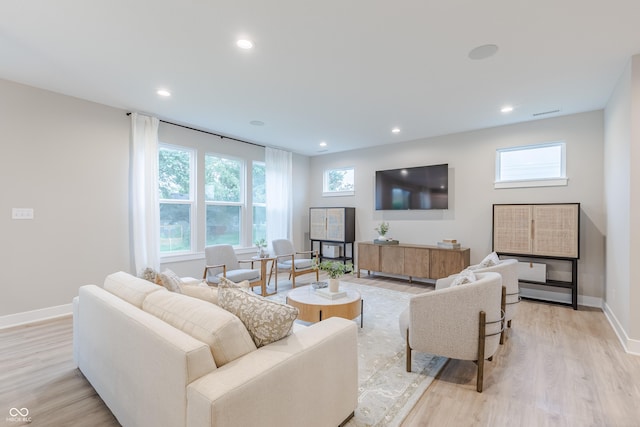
top-left (399, 272), bottom-right (505, 392)
top-left (203, 244), bottom-right (262, 292)
top-left (271, 239), bottom-right (319, 288)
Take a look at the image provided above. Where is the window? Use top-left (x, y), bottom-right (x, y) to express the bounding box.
top-left (495, 142), bottom-right (567, 188)
top-left (158, 145), bottom-right (194, 253)
top-left (205, 154), bottom-right (243, 246)
top-left (323, 166), bottom-right (355, 196)
top-left (252, 162), bottom-right (266, 243)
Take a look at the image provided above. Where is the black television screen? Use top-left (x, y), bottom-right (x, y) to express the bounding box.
top-left (375, 164), bottom-right (448, 210)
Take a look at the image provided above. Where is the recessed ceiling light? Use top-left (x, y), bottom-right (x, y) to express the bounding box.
top-left (392, 127), bottom-right (401, 134)
top-left (237, 39), bottom-right (254, 49)
top-left (501, 105), bottom-right (514, 113)
top-left (468, 44), bottom-right (499, 60)
top-left (250, 120), bottom-right (265, 126)
top-left (319, 141), bottom-right (327, 147)
top-left (157, 89), bottom-right (171, 97)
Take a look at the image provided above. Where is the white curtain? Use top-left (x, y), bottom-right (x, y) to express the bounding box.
top-left (130, 113), bottom-right (160, 274)
top-left (266, 147), bottom-right (292, 247)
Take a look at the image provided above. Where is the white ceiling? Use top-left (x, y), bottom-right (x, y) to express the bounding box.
top-left (2, 0), bottom-right (639, 156)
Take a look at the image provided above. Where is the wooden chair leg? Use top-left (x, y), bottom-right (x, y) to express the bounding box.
top-left (508, 319), bottom-right (512, 328)
top-left (477, 311), bottom-right (486, 392)
top-left (406, 329), bottom-right (412, 372)
top-left (500, 286), bottom-right (506, 345)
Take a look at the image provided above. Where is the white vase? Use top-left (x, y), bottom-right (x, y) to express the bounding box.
top-left (378, 235), bottom-right (387, 241)
top-left (329, 278), bottom-right (340, 292)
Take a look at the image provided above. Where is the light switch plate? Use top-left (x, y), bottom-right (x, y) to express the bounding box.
top-left (12, 208), bottom-right (34, 220)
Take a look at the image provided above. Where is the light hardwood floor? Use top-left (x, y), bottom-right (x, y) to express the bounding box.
top-left (1, 273), bottom-right (639, 426)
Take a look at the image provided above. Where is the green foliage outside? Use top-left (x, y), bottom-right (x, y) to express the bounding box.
top-left (327, 168), bottom-right (354, 192)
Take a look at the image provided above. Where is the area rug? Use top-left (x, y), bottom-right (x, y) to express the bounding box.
top-left (269, 282), bottom-right (447, 427)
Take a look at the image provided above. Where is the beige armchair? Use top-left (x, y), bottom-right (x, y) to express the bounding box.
top-left (271, 239), bottom-right (319, 288)
top-left (437, 258), bottom-right (519, 344)
top-left (399, 272), bottom-right (504, 392)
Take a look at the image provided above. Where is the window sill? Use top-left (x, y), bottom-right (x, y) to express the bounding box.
top-left (322, 190), bottom-right (355, 197)
top-left (160, 252), bottom-right (204, 263)
top-left (494, 178), bottom-right (568, 189)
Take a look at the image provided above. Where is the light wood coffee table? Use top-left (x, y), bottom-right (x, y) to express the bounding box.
top-left (286, 285), bottom-right (363, 327)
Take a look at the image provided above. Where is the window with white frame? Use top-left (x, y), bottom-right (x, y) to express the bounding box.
top-left (158, 145), bottom-right (195, 253)
top-left (495, 142), bottom-right (567, 188)
top-left (323, 166), bottom-right (355, 196)
top-left (252, 162), bottom-right (266, 244)
top-left (205, 154), bottom-right (244, 246)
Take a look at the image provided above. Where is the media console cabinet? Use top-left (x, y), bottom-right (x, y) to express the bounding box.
top-left (357, 242), bottom-right (470, 282)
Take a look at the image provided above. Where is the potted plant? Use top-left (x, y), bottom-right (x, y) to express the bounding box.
top-left (254, 238), bottom-right (268, 258)
top-left (317, 260), bottom-right (353, 292)
top-left (375, 221), bottom-right (389, 241)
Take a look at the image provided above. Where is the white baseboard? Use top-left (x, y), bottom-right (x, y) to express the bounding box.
top-left (603, 302), bottom-right (640, 356)
top-left (519, 287), bottom-right (603, 308)
top-left (0, 303), bottom-right (73, 330)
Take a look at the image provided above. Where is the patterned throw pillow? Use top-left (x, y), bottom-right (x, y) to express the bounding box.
top-left (218, 279), bottom-right (299, 348)
top-left (218, 276), bottom-right (251, 288)
top-left (450, 269), bottom-right (476, 287)
top-left (156, 269), bottom-right (184, 293)
top-left (478, 251), bottom-right (500, 268)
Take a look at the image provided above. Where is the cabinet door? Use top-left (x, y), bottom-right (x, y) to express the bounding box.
top-left (493, 205), bottom-right (533, 254)
top-left (380, 246), bottom-right (404, 275)
top-left (357, 243), bottom-right (379, 271)
top-left (532, 204), bottom-right (579, 258)
top-left (309, 208), bottom-right (327, 240)
top-left (403, 247), bottom-right (430, 278)
top-left (325, 208), bottom-right (346, 241)
top-left (430, 249), bottom-right (468, 279)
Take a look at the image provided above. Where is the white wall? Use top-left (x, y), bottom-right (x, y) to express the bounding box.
top-left (604, 54), bottom-right (640, 350)
top-left (1, 79), bottom-right (131, 317)
top-left (309, 111), bottom-right (606, 300)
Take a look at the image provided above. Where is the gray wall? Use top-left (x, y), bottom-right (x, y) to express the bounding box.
top-left (1, 79), bottom-right (131, 316)
top-left (308, 111), bottom-right (606, 302)
top-left (604, 54), bottom-right (640, 350)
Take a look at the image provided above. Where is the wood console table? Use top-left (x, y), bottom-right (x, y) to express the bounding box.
top-left (357, 242), bottom-right (470, 282)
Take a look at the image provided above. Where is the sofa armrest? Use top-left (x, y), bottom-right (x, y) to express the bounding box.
top-left (186, 317), bottom-right (358, 427)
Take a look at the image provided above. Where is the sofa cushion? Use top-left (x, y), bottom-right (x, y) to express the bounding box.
top-left (181, 284), bottom-right (219, 305)
top-left (218, 279), bottom-right (299, 348)
top-left (104, 271), bottom-right (167, 308)
top-left (143, 291), bottom-right (256, 367)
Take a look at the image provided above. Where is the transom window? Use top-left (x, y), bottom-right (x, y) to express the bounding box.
top-left (323, 166), bottom-right (355, 196)
top-left (495, 142), bottom-right (567, 188)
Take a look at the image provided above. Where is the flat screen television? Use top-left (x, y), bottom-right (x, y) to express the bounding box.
top-left (375, 164), bottom-right (448, 210)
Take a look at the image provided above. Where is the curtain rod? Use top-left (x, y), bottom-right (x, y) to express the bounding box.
top-left (126, 112), bottom-right (264, 148)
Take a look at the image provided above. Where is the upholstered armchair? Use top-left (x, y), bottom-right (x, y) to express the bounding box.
top-left (437, 258), bottom-right (519, 344)
top-left (203, 244), bottom-right (262, 291)
top-left (271, 239), bottom-right (319, 288)
top-left (399, 272), bottom-right (504, 392)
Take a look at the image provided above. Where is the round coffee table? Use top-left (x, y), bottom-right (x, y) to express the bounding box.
top-left (286, 286), bottom-right (363, 327)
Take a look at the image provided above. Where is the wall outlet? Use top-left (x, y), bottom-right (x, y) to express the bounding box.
top-left (12, 208), bottom-right (34, 220)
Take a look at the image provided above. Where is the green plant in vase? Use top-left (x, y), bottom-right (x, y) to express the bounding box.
top-left (254, 238), bottom-right (267, 258)
top-left (375, 221), bottom-right (390, 240)
top-left (317, 260), bottom-right (353, 292)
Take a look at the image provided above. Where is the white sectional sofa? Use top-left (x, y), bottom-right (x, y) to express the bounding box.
top-left (73, 272), bottom-right (358, 427)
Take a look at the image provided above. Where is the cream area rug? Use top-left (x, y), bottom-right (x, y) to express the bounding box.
top-left (270, 282), bottom-right (447, 427)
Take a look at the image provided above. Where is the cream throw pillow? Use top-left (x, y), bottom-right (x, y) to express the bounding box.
top-left (478, 251), bottom-right (500, 268)
top-left (450, 269), bottom-right (476, 287)
top-left (156, 269), bottom-right (184, 293)
top-left (218, 279), bottom-right (299, 348)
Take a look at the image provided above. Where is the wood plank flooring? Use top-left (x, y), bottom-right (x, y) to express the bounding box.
top-left (1, 273), bottom-right (639, 426)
